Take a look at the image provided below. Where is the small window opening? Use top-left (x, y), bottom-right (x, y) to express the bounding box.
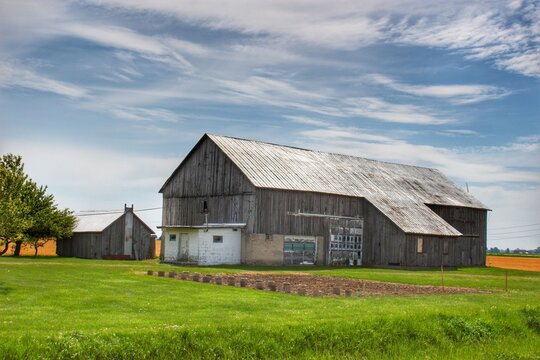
top-left (169, 234), bottom-right (177, 242)
top-left (443, 240), bottom-right (449, 255)
top-left (213, 235), bottom-right (223, 243)
top-left (417, 238), bottom-right (423, 254)
top-left (201, 200), bottom-right (208, 214)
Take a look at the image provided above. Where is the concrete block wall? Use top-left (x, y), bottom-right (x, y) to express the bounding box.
top-left (242, 233), bottom-right (326, 265)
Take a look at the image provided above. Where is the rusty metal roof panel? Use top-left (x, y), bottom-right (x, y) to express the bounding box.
top-left (207, 134), bottom-right (487, 236)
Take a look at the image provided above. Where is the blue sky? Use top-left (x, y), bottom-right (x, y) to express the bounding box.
top-left (0, 0), bottom-right (539, 249)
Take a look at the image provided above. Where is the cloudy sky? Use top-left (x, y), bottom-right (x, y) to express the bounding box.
top-left (0, 0), bottom-right (539, 249)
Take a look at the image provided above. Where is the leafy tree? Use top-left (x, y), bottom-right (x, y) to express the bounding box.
top-left (0, 154), bottom-right (33, 255)
top-left (0, 153), bottom-right (75, 256)
top-left (25, 206), bottom-right (76, 256)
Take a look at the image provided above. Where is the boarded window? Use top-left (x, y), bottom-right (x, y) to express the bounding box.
top-left (443, 240), bottom-right (449, 255)
top-left (213, 235), bottom-right (223, 243)
top-left (417, 238), bottom-right (423, 254)
top-left (169, 234), bottom-right (177, 242)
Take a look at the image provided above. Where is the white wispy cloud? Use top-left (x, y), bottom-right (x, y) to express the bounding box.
top-left (391, 3), bottom-right (540, 77)
top-left (0, 60), bottom-right (87, 98)
top-left (367, 74), bottom-right (511, 104)
top-left (108, 106), bottom-right (180, 122)
top-left (79, 0), bottom-right (390, 49)
top-left (61, 24), bottom-right (198, 72)
top-left (495, 49), bottom-right (540, 78)
top-left (342, 97), bottom-right (452, 125)
top-left (438, 129), bottom-right (479, 137)
top-left (283, 115), bottom-right (331, 127)
top-left (74, 0), bottom-right (540, 78)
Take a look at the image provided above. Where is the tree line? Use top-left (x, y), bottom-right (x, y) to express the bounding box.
top-left (0, 154), bottom-right (75, 256)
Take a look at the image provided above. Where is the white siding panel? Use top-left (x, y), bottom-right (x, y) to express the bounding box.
top-left (197, 228), bottom-right (241, 265)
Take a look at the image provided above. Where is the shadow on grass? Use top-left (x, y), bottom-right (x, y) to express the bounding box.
top-left (0, 282), bottom-right (13, 295)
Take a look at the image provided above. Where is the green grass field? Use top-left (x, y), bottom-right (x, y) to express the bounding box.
top-left (0, 257), bottom-right (539, 359)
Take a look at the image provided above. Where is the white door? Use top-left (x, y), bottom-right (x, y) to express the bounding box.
top-left (178, 233), bottom-right (189, 260)
top-left (164, 232), bottom-right (178, 261)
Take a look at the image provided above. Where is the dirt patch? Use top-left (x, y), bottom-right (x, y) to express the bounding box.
top-left (148, 271), bottom-right (489, 297)
top-left (487, 256), bottom-right (540, 272)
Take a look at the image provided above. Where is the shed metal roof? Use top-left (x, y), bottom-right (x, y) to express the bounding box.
top-left (73, 212), bottom-right (124, 232)
top-left (206, 134), bottom-right (487, 237)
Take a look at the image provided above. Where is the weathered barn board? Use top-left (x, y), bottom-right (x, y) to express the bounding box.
top-left (161, 138), bottom-right (255, 198)
top-left (159, 134), bottom-right (488, 267)
top-left (254, 189), bottom-right (364, 236)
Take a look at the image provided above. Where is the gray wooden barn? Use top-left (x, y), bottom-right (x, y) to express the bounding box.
top-left (57, 206), bottom-right (156, 260)
top-left (159, 134), bottom-right (488, 268)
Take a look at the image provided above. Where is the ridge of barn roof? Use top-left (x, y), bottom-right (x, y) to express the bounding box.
top-left (208, 133), bottom-right (440, 171)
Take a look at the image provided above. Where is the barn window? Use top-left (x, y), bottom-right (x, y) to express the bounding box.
top-left (417, 238), bottom-right (423, 254)
top-left (443, 240), bottom-right (449, 255)
top-left (213, 235), bottom-right (223, 243)
top-left (283, 236), bottom-right (316, 265)
top-left (169, 234), bottom-right (177, 242)
top-left (201, 200), bottom-right (208, 214)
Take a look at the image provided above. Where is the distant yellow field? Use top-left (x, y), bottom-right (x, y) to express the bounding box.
top-left (155, 239), bottom-right (161, 257)
top-left (487, 255), bottom-right (540, 272)
top-left (4, 240), bottom-right (57, 256)
top-left (4, 239), bottom-right (161, 258)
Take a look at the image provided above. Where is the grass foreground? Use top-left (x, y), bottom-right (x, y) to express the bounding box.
top-left (0, 257), bottom-right (539, 359)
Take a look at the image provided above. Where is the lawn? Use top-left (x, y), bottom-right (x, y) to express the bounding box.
top-left (0, 257), bottom-right (538, 359)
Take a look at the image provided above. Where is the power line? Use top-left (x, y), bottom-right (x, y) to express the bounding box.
top-left (137, 207), bottom-right (161, 212)
top-left (490, 227), bottom-right (540, 236)
top-left (75, 207), bottom-right (161, 216)
top-left (76, 211), bottom-right (123, 216)
top-left (489, 222), bottom-right (540, 230)
top-left (489, 233), bottom-right (540, 240)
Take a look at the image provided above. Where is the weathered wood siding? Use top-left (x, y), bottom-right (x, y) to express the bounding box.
top-left (427, 205), bottom-right (487, 266)
top-left (57, 232), bottom-right (101, 258)
top-left (162, 195), bottom-right (255, 229)
top-left (57, 214), bottom-right (155, 260)
top-left (100, 214), bottom-right (125, 257)
top-left (133, 218), bottom-right (155, 259)
top-left (162, 138), bottom-right (256, 228)
top-left (254, 189), bottom-right (364, 236)
top-left (362, 200), bottom-right (406, 266)
top-left (162, 138), bottom-right (255, 198)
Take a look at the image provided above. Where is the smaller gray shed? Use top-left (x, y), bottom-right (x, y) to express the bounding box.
top-left (57, 205), bottom-right (156, 260)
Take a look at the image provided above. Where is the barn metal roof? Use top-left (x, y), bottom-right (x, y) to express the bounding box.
top-left (73, 212), bottom-right (124, 232)
top-left (205, 134), bottom-right (487, 237)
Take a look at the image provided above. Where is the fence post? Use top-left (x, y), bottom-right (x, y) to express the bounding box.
top-left (441, 264), bottom-right (444, 292)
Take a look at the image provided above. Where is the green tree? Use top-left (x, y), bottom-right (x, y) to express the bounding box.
top-left (0, 154), bottom-right (32, 255)
top-left (25, 205), bottom-right (76, 256)
top-left (0, 153), bottom-right (75, 256)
